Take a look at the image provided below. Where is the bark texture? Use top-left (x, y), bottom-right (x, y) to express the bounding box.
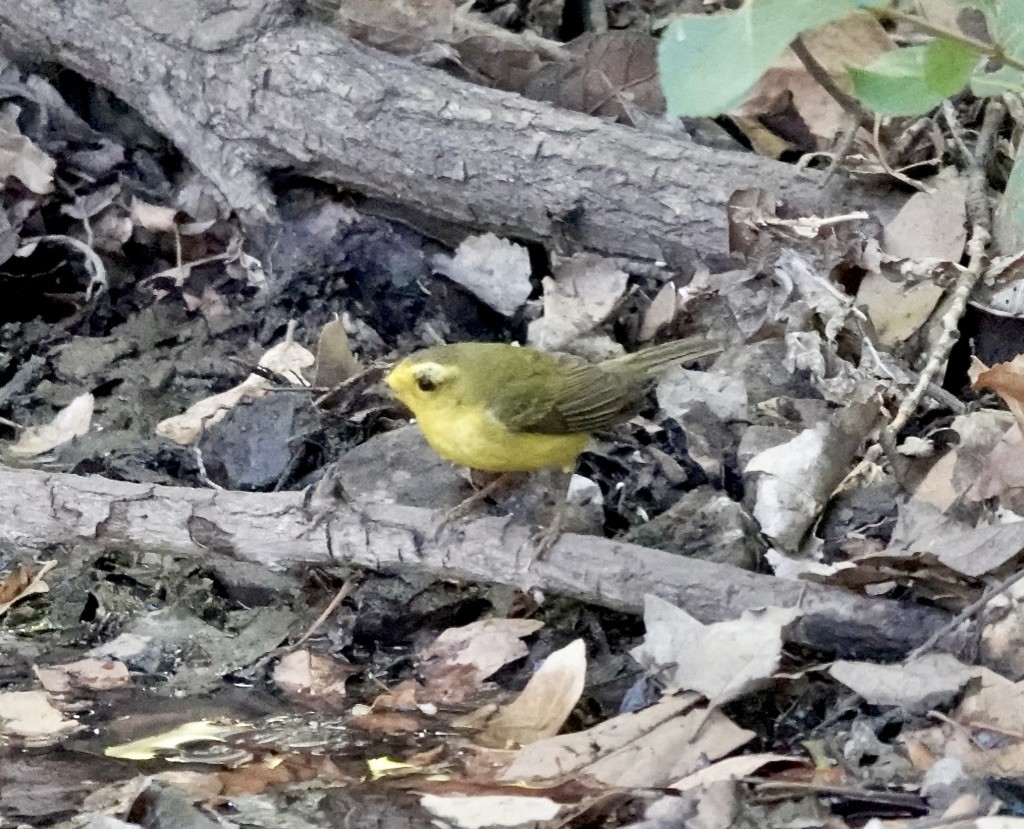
top-left (1, 0), bottom-right (875, 263)
top-left (1, 466), bottom-right (972, 661)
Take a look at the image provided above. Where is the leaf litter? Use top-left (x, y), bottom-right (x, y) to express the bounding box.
top-left (7, 9), bottom-right (1024, 829)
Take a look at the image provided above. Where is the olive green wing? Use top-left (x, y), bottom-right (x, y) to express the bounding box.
top-left (492, 361), bottom-right (649, 435)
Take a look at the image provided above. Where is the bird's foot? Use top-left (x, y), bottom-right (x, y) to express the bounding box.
top-left (432, 471), bottom-right (513, 540)
top-left (301, 462), bottom-right (350, 533)
top-left (529, 505), bottom-right (566, 560)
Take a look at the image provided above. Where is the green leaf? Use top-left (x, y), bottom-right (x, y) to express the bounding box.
top-left (658, 0), bottom-right (886, 117)
top-left (923, 38), bottom-right (981, 95)
top-left (995, 146), bottom-right (1024, 253)
top-left (971, 64), bottom-right (1024, 97)
top-left (849, 39), bottom-right (978, 116)
top-left (994, 0), bottom-right (1024, 64)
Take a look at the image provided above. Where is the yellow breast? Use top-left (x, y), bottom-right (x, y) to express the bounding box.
top-left (415, 403), bottom-right (588, 472)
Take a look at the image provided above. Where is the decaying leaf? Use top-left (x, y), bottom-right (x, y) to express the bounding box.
top-left (913, 409), bottom-right (1017, 509)
top-left (420, 794), bottom-right (561, 828)
top-left (630, 595), bottom-right (796, 703)
top-left (882, 174), bottom-right (968, 262)
top-left (156, 340), bottom-right (314, 445)
top-left (956, 667), bottom-right (1024, 736)
top-left (0, 106), bottom-right (55, 194)
top-left (0, 560), bottom-right (56, 617)
top-left (474, 638), bottom-right (585, 748)
top-left (273, 649), bottom-right (356, 707)
top-left (130, 197), bottom-right (179, 232)
top-left (34, 657), bottom-right (130, 694)
top-left (7, 393), bottom-right (94, 459)
top-left (640, 281), bottom-right (680, 341)
top-left (0, 690), bottom-right (81, 744)
top-left (104, 720), bottom-right (252, 761)
top-left (734, 15), bottom-right (892, 149)
top-left (670, 753), bottom-right (807, 790)
top-left (523, 31), bottom-right (663, 123)
top-left (973, 354), bottom-right (1024, 434)
top-left (433, 233), bottom-right (532, 316)
top-left (420, 618), bottom-right (544, 698)
top-left (324, 0), bottom-right (456, 57)
top-left (657, 366), bottom-right (748, 422)
top-left (499, 693), bottom-right (753, 787)
top-left (829, 654), bottom-right (977, 712)
top-left (856, 268), bottom-right (945, 347)
top-left (527, 253), bottom-right (629, 353)
top-left (313, 316), bottom-right (361, 388)
top-left (745, 402), bottom-right (880, 552)
top-left (886, 497), bottom-right (1024, 578)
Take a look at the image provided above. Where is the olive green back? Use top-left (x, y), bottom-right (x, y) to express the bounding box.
top-left (415, 337), bottom-right (719, 436)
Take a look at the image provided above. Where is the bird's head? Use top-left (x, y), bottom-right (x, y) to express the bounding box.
top-left (385, 350), bottom-right (463, 415)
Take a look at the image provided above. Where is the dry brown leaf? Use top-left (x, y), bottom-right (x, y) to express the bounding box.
top-left (34, 657), bottom-right (130, 694)
top-left (527, 253), bottom-right (629, 352)
top-left (156, 340), bottom-right (314, 444)
top-left (0, 690), bottom-right (81, 744)
top-left (7, 393), bottom-right (94, 459)
top-left (829, 654), bottom-right (977, 712)
top-left (433, 233), bottom-right (532, 317)
top-left (314, 317), bottom-right (361, 388)
top-left (734, 13), bottom-right (892, 148)
top-left (369, 680), bottom-right (424, 712)
top-left (327, 0), bottom-right (455, 50)
top-left (856, 270), bottom-right (945, 347)
top-left (970, 425), bottom-right (1024, 504)
top-left (631, 596), bottom-right (796, 703)
top-left (639, 281), bottom-right (679, 342)
top-left (130, 198), bottom-right (178, 232)
top-left (973, 354), bottom-right (1024, 435)
top-left (886, 497), bottom-right (1024, 578)
top-left (219, 753), bottom-right (350, 796)
top-left (454, 35), bottom-right (545, 94)
top-left (0, 107), bottom-right (55, 194)
top-left (420, 794), bottom-right (562, 828)
top-left (420, 618), bottom-right (543, 694)
top-left (882, 175), bottom-right (968, 262)
top-left (273, 649), bottom-right (355, 707)
top-left (500, 694), bottom-right (754, 787)
top-left (475, 639), bottom-right (585, 749)
top-left (523, 31), bottom-right (663, 122)
top-left (0, 560), bottom-right (57, 617)
top-left (956, 667), bottom-right (1024, 736)
top-left (349, 710), bottom-right (422, 733)
top-left (670, 753), bottom-right (806, 790)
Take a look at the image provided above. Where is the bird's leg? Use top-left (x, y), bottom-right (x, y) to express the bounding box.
top-left (531, 501), bottom-right (566, 559)
top-left (526, 468), bottom-right (581, 560)
top-left (433, 470), bottom-right (515, 538)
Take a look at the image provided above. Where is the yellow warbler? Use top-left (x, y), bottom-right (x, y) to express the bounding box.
top-left (385, 338), bottom-right (720, 472)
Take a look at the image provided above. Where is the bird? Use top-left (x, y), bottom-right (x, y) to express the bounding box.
top-left (384, 337), bottom-right (721, 550)
top-left (385, 337), bottom-right (720, 472)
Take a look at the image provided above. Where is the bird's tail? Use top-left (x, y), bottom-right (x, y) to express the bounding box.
top-left (604, 336), bottom-right (722, 376)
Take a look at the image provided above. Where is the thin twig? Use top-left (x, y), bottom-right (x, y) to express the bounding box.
top-left (289, 575), bottom-right (358, 650)
top-left (907, 566), bottom-right (1024, 660)
top-left (870, 118), bottom-right (931, 192)
top-left (880, 224), bottom-right (989, 473)
top-left (791, 36), bottom-right (874, 130)
top-left (965, 99), bottom-right (1005, 232)
top-left (821, 114), bottom-right (861, 185)
top-left (941, 100), bottom-right (973, 164)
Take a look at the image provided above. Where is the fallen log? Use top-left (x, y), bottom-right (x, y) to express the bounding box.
top-left (0, 0), bottom-right (886, 264)
top-left (0, 465), bottom-right (973, 661)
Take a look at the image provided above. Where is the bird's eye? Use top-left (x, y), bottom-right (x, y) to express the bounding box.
top-left (416, 375), bottom-right (437, 392)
